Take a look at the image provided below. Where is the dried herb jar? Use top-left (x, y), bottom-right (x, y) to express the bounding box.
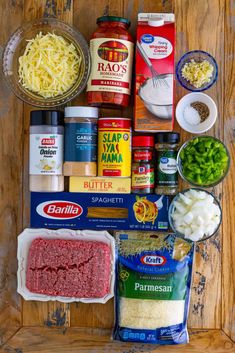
top-left (155, 132), bottom-right (180, 195)
top-left (131, 136), bottom-right (154, 194)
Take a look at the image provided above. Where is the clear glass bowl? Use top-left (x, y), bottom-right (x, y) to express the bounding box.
top-left (176, 50), bottom-right (218, 92)
top-left (168, 188), bottom-right (222, 242)
top-left (177, 136), bottom-right (230, 187)
top-left (2, 18), bottom-right (91, 107)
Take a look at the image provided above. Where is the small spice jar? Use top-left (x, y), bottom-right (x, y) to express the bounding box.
top-left (155, 132), bottom-right (180, 195)
top-left (131, 136), bottom-right (154, 194)
top-left (87, 16), bottom-right (134, 108)
top-left (64, 107), bottom-right (98, 176)
top-left (29, 110), bottom-right (64, 192)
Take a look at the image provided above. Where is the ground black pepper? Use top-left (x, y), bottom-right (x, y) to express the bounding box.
top-left (190, 101), bottom-right (210, 122)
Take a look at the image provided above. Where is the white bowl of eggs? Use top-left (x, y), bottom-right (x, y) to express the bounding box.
top-left (175, 92), bottom-right (217, 134)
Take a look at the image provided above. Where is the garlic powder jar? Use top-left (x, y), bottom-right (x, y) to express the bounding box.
top-left (64, 106), bottom-right (98, 177)
top-left (29, 110), bottom-right (64, 192)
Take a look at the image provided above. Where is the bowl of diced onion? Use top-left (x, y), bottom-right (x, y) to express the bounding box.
top-left (168, 188), bottom-right (222, 242)
top-left (176, 50), bottom-right (218, 92)
top-left (2, 18), bottom-right (91, 107)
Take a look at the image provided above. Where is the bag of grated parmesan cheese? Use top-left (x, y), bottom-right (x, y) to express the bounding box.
top-left (113, 232), bottom-right (194, 344)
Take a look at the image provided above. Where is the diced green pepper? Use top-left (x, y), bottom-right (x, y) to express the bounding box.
top-left (180, 136), bottom-right (229, 185)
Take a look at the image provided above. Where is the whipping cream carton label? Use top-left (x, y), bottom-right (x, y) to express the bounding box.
top-left (87, 38), bottom-right (134, 95)
top-left (30, 134), bottom-right (63, 175)
top-left (140, 34), bottom-right (173, 59)
top-left (134, 13), bottom-right (175, 132)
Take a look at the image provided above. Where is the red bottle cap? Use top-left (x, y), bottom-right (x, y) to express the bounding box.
top-left (132, 135), bottom-right (154, 147)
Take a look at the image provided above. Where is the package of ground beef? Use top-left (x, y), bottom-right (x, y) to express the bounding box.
top-left (17, 228), bottom-right (115, 303)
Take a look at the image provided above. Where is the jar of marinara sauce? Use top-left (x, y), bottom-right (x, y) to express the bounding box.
top-left (87, 16), bottom-right (134, 108)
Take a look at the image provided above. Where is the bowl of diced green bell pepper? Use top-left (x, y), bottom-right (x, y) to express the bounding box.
top-left (177, 136), bottom-right (230, 187)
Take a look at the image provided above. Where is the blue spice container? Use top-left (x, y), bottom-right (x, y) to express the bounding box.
top-left (64, 107), bottom-right (98, 176)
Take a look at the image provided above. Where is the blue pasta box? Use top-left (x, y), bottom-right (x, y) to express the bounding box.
top-left (30, 192), bottom-right (170, 231)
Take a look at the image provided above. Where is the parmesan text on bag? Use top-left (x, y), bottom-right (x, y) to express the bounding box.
top-left (113, 232), bottom-right (194, 345)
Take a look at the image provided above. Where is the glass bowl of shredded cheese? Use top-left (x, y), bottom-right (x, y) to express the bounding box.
top-left (2, 18), bottom-right (91, 107)
top-left (176, 50), bottom-right (218, 92)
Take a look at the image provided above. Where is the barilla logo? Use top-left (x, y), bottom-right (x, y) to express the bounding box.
top-left (36, 201), bottom-right (83, 220)
top-left (41, 138), bottom-right (55, 145)
top-left (140, 255), bottom-right (166, 266)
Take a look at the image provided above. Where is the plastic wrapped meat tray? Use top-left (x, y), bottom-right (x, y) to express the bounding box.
top-left (17, 228), bottom-right (115, 303)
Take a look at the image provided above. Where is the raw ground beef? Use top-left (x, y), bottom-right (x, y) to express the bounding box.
top-left (26, 238), bottom-right (111, 298)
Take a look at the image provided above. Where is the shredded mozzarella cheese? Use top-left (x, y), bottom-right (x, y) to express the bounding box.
top-left (18, 32), bottom-right (81, 98)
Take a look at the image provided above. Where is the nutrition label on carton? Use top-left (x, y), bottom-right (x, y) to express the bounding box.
top-left (29, 134), bottom-right (63, 175)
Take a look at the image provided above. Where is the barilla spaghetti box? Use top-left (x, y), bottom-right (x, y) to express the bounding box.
top-left (134, 13), bottom-right (175, 132)
top-left (30, 192), bottom-right (170, 231)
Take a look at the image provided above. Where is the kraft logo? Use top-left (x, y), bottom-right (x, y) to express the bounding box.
top-left (36, 201), bottom-right (83, 220)
top-left (140, 255), bottom-right (166, 266)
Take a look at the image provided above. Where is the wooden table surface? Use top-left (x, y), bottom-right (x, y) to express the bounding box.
top-left (0, 0), bottom-right (234, 352)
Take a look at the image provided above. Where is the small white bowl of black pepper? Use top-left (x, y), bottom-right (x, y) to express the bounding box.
top-left (176, 92), bottom-right (217, 134)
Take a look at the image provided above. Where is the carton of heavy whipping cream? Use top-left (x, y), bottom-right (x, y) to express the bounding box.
top-left (134, 13), bottom-right (175, 132)
top-left (69, 177), bottom-right (131, 193)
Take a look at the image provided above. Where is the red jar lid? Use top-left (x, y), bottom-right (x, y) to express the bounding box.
top-left (132, 136), bottom-right (154, 147)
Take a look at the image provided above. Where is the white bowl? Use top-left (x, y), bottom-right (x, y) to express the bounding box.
top-left (176, 92), bottom-right (217, 133)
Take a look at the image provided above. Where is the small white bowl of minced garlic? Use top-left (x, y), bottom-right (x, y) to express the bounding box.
top-left (176, 92), bottom-right (217, 134)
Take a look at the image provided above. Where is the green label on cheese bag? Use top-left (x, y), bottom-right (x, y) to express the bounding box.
top-left (118, 263), bottom-right (188, 300)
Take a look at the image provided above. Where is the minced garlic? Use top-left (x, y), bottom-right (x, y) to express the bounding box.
top-left (181, 59), bottom-right (214, 88)
top-left (19, 32), bottom-right (81, 98)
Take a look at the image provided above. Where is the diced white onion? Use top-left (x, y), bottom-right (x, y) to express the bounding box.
top-left (171, 190), bottom-right (221, 242)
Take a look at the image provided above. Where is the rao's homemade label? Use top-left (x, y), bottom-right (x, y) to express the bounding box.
top-left (87, 38), bottom-right (134, 95)
top-left (156, 151), bottom-right (178, 186)
top-left (98, 118), bottom-right (131, 177)
top-left (30, 134), bottom-right (63, 175)
top-left (64, 122), bottom-right (97, 162)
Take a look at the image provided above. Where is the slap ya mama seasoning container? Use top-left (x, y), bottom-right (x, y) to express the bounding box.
top-left (29, 110), bottom-right (64, 192)
top-left (155, 132), bottom-right (180, 195)
top-left (64, 107), bottom-right (98, 176)
top-left (131, 136), bottom-right (154, 194)
top-left (98, 118), bottom-right (131, 177)
top-left (87, 16), bottom-right (134, 108)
